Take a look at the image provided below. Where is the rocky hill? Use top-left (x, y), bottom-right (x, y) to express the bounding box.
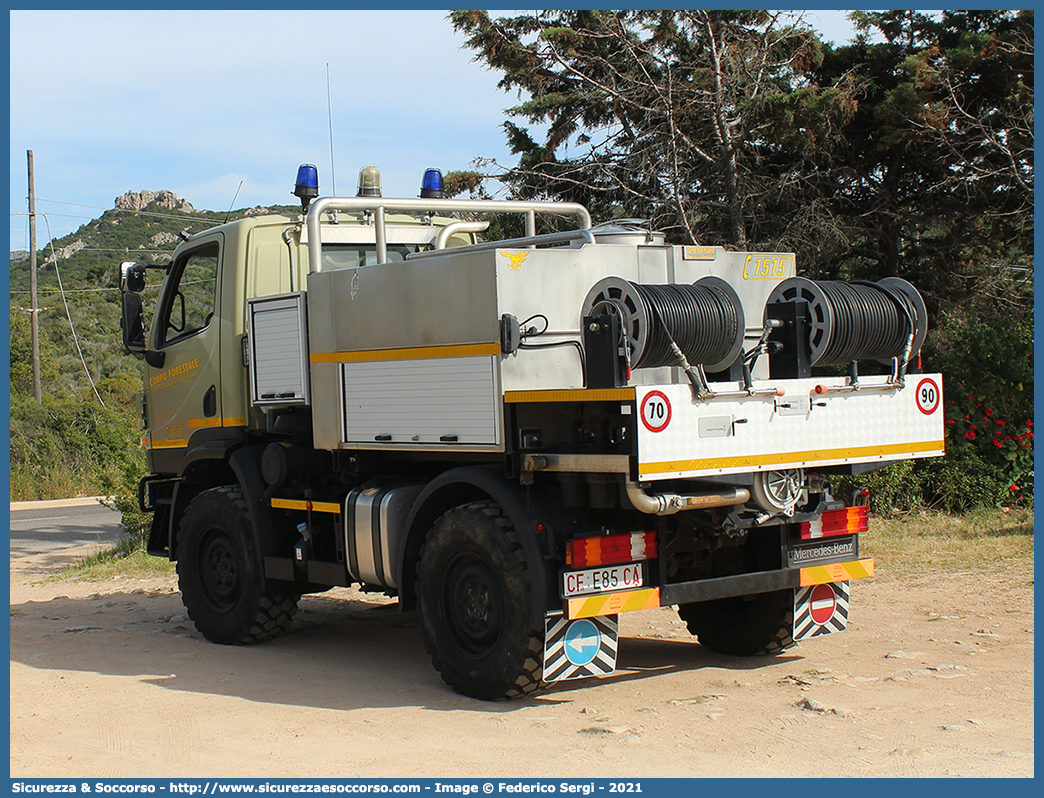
top-left (8, 191), bottom-right (297, 397)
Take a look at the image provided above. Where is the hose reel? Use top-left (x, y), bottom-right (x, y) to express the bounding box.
top-left (766, 276), bottom-right (927, 368)
top-left (581, 276), bottom-right (746, 374)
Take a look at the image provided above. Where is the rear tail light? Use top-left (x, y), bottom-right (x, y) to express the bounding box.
top-left (800, 505), bottom-right (869, 540)
top-left (567, 531), bottom-right (657, 568)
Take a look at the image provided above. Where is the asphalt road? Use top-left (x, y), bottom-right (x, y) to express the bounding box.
top-left (9, 499), bottom-right (124, 567)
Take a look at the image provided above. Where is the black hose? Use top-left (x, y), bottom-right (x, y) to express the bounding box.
top-left (768, 277), bottom-right (924, 367)
top-left (630, 281), bottom-right (741, 370)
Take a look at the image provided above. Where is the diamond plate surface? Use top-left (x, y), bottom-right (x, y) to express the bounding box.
top-left (637, 374), bottom-right (945, 480)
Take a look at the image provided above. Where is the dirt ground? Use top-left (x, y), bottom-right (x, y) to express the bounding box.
top-left (9, 538), bottom-right (1034, 779)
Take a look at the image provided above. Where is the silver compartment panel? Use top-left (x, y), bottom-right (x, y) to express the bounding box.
top-left (247, 292), bottom-right (310, 405)
top-left (341, 356), bottom-right (501, 446)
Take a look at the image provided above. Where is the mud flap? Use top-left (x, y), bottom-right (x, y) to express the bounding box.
top-left (542, 611), bottom-right (618, 683)
top-left (793, 581), bottom-right (850, 641)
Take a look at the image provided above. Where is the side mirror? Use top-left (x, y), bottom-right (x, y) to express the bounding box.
top-left (121, 292), bottom-right (146, 353)
top-left (119, 261), bottom-right (147, 293)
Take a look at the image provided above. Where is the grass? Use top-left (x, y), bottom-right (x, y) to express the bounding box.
top-left (10, 463), bottom-right (98, 503)
top-left (863, 505), bottom-right (1034, 576)
top-left (46, 549), bottom-right (175, 583)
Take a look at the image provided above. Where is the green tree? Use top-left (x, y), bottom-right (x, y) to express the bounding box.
top-left (450, 10), bottom-right (856, 249)
top-left (811, 10), bottom-right (1033, 292)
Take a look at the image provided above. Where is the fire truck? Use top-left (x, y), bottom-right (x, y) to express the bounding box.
top-left (119, 164), bottom-right (944, 699)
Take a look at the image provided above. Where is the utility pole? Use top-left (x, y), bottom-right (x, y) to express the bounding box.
top-left (27, 150), bottom-right (42, 403)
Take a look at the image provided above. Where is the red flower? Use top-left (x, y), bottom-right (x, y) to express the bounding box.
top-left (985, 408), bottom-right (995, 416)
top-left (1010, 485), bottom-right (1020, 492)
top-left (970, 424), bottom-right (977, 430)
top-left (992, 438), bottom-right (1003, 448)
top-left (964, 431), bottom-right (976, 439)
top-left (1014, 435), bottom-right (1024, 442)
top-left (962, 414), bottom-right (970, 421)
top-left (995, 419), bottom-right (1006, 426)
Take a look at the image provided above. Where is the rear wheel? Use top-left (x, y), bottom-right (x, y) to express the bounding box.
top-left (176, 486), bottom-right (298, 645)
top-left (417, 501), bottom-right (543, 700)
top-left (678, 589), bottom-right (794, 656)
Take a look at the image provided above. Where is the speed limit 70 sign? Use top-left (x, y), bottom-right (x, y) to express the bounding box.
top-left (641, 391), bottom-right (672, 432)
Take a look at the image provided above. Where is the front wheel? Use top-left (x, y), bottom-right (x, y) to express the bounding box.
top-left (176, 486), bottom-right (298, 645)
top-left (678, 589), bottom-right (794, 656)
top-left (416, 501), bottom-right (543, 700)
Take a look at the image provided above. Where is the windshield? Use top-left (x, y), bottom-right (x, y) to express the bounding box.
top-left (321, 244), bottom-right (417, 271)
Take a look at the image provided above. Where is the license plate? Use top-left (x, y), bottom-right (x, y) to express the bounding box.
top-left (562, 563), bottom-right (645, 598)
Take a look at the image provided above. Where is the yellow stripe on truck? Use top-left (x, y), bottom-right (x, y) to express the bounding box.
top-left (310, 342), bottom-right (500, 363)
top-left (640, 440), bottom-right (945, 477)
top-left (189, 417), bottom-right (246, 429)
top-left (505, 388), bottom-right (636, 403)
top-left (271, 498), bottom-right (342, 514)
top-left (800, 558), bottom-right (875, 587)
top-left (567, 588), bottom-right (661, 620)
top-left (150, 439), bottom-right (188, 449)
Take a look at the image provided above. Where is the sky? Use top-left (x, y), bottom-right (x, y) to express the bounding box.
top-left (9, 9), bottom-right (862, 249)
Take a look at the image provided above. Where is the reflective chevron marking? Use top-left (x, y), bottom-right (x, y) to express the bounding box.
top-left (543, 612), bottom-right (618, 683)
top-left (794, 581), bottom-right (850, 640)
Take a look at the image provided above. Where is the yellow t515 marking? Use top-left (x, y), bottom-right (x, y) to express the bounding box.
top-left (271, 498), bottom-right (342, 514)
top-left (567, 588), bottom-right (661, 619)
top-left (800, 558), bottom-right (875, 586)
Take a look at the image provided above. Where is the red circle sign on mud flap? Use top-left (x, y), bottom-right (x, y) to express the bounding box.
top-left (915, 377), bottom-right (941, 415)
top-left (640, 391), bottom-right (672, 433)
top-left (809, 583), bottom-right (838, 626)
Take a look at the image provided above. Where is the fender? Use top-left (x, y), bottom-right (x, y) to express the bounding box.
top-left (396, 465), bottom-right (559, 623)
top-left (165, 430), bottom-right (243, 558)
top-left (165, 430), bottom-right (283, 570)
top-left (227, 446), bottom-right (284, 563)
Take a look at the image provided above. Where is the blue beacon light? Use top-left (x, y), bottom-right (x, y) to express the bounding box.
top-left (420, 168), bottom-right (444, 199)
top-left (293, 164), bottom-right (319, 211)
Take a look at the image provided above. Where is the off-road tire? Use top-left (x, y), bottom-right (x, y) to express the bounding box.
top-left (678, 589), bottom-right (795, 656)
top-left (417, 501), bottom-right (543, 700)
top-left (176, 486), bottom-right (298, 645)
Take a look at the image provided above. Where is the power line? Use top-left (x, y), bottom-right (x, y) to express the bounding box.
top-left (12, 199), bottom-right (239, 225)
top-left (10, 211), bottom-right (94, 220)
top-left (11, 286), bottom-right (134, 295)
top-left (39, 213), bottom-right (106, 406)
top-left (49, 248), bottom-right (175, 255)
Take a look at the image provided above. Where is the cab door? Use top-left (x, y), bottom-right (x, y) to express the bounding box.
top-left (145, 236), bottom-right (223, 467)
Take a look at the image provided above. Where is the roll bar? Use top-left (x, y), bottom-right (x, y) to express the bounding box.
top-left (305, 196), bottom-right (592, 273)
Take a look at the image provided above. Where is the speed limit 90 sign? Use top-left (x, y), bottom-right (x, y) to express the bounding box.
top-left (641, 391), bottom-right (672, 432)
top-left (915, 377), bottom-right (941, 415)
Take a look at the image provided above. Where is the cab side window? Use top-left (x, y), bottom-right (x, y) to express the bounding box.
top-left (160, 243), bottom-right (219, 346)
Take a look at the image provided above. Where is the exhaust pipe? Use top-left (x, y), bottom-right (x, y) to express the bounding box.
top-left (625, 480), bottom-right (750, 516)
